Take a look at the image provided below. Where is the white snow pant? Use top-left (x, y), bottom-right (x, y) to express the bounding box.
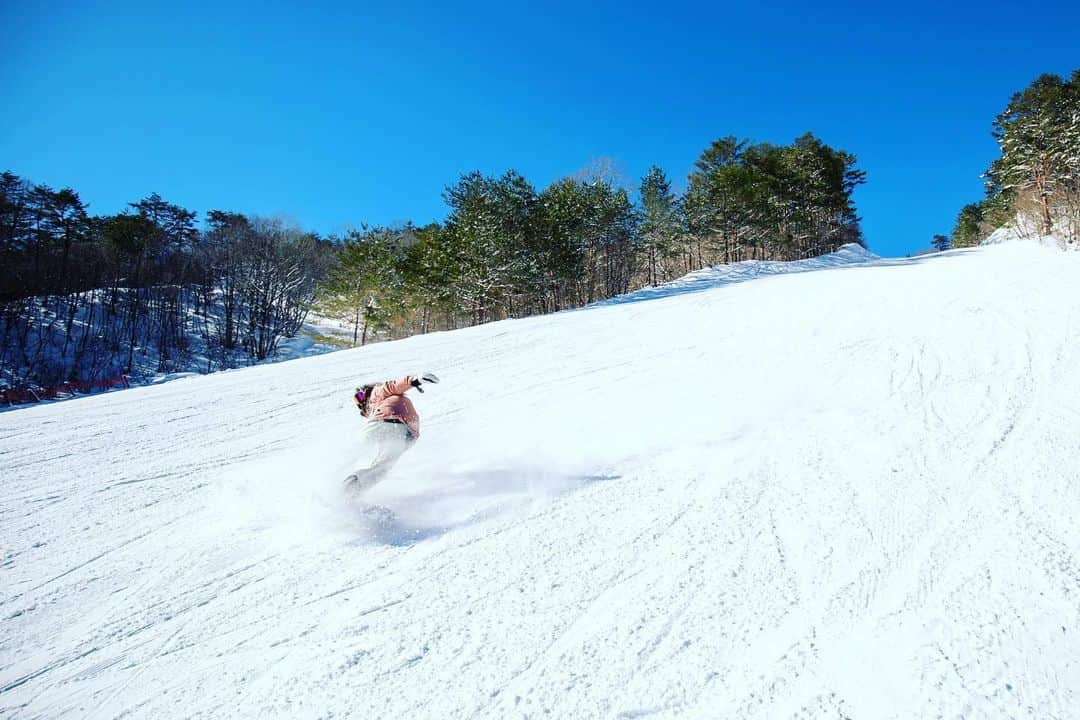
top-left (345, 420), bottom-right (415, 493)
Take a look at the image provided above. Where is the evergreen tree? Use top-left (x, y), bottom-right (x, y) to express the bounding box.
top-left (398, 222), bottom-right (455, 332)
top-left (638, 166), bottom-right (681, 285)
top-left (685, 134), bottom-right (864, 264)
top-left (536, 178), bottom-right (590, 310)
top-left (951, 204), bottom-right (983, 248)
top-left (579, 178), bottom-right (638, 300)
top-left (318, 226), bottom-right (403, 346)
top-left (441, 170), bottom-right (539, 324)
top-left (685, 136), bottom-right (750, 265)
top-left (986, 70), bottom-right (1080, 238)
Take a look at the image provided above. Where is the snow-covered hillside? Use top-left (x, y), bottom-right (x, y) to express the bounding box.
top-left (0, 292), bottom-right (347, 406)
top-left (3, 243), bottom-right (1080, 719)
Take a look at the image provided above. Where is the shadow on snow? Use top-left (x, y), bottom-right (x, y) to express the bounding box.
top-left (350, 471), bottom-right (622, 547)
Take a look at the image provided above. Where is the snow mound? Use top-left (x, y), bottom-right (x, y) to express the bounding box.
top-left (598, 243), bottom-right (880, 306)
top-left (982, 213), bottom-right (1078, 251)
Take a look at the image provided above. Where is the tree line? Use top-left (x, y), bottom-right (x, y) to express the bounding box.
top-left (951, 69), bottom-right (1080, 248)
top-left (319, 132), bottom-right (865, 345)
top-left (0, 176), bottom-right (332, 393)
top-left (2, 130), bottom-right (865, 395)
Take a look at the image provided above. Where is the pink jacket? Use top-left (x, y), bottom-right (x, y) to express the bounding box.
top-left (359, 375), bottom-right (421, 438)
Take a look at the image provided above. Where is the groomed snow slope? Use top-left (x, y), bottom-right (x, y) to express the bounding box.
top-left (3, 243), bottom-right (1080, 719)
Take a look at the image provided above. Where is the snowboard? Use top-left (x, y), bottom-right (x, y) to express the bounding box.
top-left (341, 470), bottom-right (394, 519)
top-left (343, 468), bottom-right (383, 495)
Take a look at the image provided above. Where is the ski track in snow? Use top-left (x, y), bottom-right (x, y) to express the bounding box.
top-left (2, 243), bottom-right (1080, 718)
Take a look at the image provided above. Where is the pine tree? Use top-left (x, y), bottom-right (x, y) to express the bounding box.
top-left (685, 134), bottom-right (864, 264)
top-left (442, 170), bottom-right (540, 324)
top-left (989, 71), bottom-right (1080, 237)
top-left (318, 227), bottom-right (402, 346)
top-left (536, 178), bottom-right (589, 310)
top-left (639, 166), bottom-right (681, 286)
top-left (951, 204), bottom-right (983, 248)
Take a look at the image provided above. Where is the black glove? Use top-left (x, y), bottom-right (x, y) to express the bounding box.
top-left (411, 378), bottom-right (424, 393)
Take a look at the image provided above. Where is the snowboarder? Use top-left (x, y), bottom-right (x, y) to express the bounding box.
top-left (344, 372), bottom-right (438, 492)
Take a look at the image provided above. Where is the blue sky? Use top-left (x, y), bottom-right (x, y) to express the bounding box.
top-left (2, 1), bottom-right (1077, 257)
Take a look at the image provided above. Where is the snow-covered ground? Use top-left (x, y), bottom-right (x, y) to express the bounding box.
top-left (984, 212), bottom-right (1078, 251)
top-left (3, 242), bottom-right (1079, 719)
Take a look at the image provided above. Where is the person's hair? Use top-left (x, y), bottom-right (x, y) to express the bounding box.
top-left (358, 384), bottom-right (375, 413)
